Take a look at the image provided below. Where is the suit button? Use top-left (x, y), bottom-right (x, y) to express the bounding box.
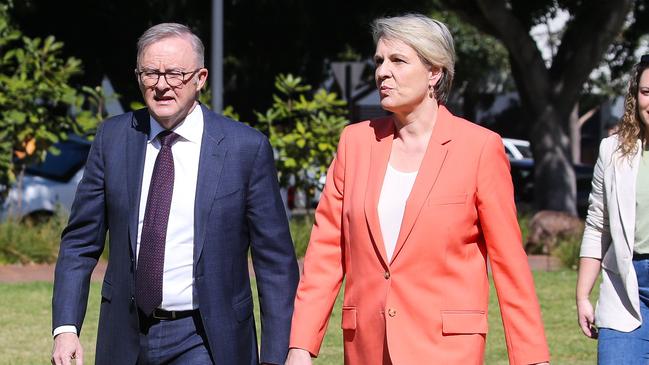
top-left (384, 271), bottom-right (390, 279)
top-left (388, 308), bottom-right (397, 317)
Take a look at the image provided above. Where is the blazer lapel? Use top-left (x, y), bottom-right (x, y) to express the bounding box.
top-left (390, 106), bottom-right (452, 264)
top-left (364, 119), bottom-right (394, 267)
top-left (193, 105), bottom-right (227, 264)
top-left (614, 140), bottom-right (641, 254)
top-left (127, 109), bottom-right (150, 256)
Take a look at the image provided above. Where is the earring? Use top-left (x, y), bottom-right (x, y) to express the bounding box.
top-left (428, 84), bottom-right (434, 99)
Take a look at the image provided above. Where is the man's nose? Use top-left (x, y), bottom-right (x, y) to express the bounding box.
top-left (155, 74), bottom-right (171, 90)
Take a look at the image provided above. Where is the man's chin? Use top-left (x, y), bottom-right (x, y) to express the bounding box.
top-left (149, 110), bottom-right (179, 128)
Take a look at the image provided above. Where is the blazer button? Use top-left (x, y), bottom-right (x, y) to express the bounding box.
top-left (388, 308), bottom-right (397, 317)
top-left (384, 271), bottom-right (390, 279)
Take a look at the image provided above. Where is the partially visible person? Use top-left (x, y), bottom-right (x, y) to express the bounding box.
top-left (51, 23), bottom-right (298, 365)
top-left (577, 54), bottom-right (649, 364)
top-left (286, 14), bottom-right (549, 365)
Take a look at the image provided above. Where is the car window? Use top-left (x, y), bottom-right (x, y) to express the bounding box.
top-left (516, 144), bottom-right (533, 159)
top-left (25, 139), bottom-right (90, 182)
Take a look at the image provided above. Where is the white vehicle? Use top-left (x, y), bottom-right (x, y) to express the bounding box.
top-left (502, 137), bottom-right (533, 161)
top-left (0, 136), bottom-right (90, 221)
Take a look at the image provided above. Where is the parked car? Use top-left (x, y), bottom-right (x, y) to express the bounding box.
top-left (502, 138), bottom-right (533, 160)
top-left (505, 138), bottom-right (593, 216)
top-left (0, 135), bottom-right (91, 222)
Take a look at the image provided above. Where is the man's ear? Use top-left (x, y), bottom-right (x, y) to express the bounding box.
top-left (196, 68), bottom-right (209, 91)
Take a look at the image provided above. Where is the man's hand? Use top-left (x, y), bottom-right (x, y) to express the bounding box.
top-left (51, 333), bottom-right (83, 365)
top-left (285, 348), bottom-right (312, 365)
top-left (577, 297), bottom-right (598, 339)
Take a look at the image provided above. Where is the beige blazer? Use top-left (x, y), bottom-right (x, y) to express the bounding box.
top-left (581, 135), bottom-right (642, 332)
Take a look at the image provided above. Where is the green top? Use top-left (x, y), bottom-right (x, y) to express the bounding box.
top-left (635, 148), bottom-right (649, 254)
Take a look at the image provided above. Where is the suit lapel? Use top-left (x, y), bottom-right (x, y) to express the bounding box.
top-left (614, 140), bottom-right (640, 254)
top-left (364, 119), bottom-right (393, 267)
top-left (127, 109), bottom-right (150, 256)
top-left (390, 106), bottom-right (452, 264)
top-left (193, 105), bottom-right (227, 264)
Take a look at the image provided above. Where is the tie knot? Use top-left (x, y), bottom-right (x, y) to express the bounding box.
top-left (158, 131), bottom-right (181, 147)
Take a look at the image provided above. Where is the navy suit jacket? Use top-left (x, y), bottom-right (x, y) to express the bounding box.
top-left (52, 105), bottom-right (299, 365)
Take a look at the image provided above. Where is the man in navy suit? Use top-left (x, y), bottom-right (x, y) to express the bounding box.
top-left (51, 23), bottom-right (299, 365)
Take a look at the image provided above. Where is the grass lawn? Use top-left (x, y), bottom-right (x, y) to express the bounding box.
top-left (0, 271), bottom-right (597, 364)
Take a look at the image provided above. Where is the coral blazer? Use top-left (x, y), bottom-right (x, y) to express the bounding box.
top-left (290, 106), bottom-right (550, 364)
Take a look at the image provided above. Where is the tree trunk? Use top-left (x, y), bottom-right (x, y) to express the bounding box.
top-left (570, 103), bottom-right (581, 164)
top-left (530, 107), bottom-right (577, 215)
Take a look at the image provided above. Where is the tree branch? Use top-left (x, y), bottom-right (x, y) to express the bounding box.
top-left (550, 0), bottom-right (633, 114)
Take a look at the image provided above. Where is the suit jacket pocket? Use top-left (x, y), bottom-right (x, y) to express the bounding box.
top-left (441, 310), bottom-right (488, 334)
top-left (341, 307), bottom-right (357, 330)
top-left (232, 295), bottom-right (253, 322)
top-left (428, 193), bottom-right (467, 206)
top-left (101, 280), bottom-right (112, 302)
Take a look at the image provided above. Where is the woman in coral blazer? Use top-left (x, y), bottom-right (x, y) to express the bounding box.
top-left (286, 14), bottom-right (549, 365)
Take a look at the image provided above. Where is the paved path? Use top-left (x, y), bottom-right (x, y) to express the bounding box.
top-left (0, 255), bottom-right (559, 283)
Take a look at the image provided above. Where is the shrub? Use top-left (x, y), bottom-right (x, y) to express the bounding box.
top-left (552, 234), bottom-right (582, 270)
top-left (0, 213), bottom-right (67, 264)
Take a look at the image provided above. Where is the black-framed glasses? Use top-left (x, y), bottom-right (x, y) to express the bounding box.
top-left (135, 68), bottom-right (201, 87)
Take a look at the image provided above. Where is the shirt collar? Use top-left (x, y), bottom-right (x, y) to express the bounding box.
top-left (148, 104), bottom-right (204, 144)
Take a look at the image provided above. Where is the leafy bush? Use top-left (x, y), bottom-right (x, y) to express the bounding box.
top-left (553, 234), bottom-right (582, 270)
top-left (0, 214), bottom-right (67, 264)
top-left (0, 3), bottom-right (103, 200)
top-left (256, 74), bottom-right (348, 212)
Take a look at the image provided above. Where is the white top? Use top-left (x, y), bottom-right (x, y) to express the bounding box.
top-left (138, 105), bottom-right (203, 311)
top-left (378, 164), bottom-right (418, 262)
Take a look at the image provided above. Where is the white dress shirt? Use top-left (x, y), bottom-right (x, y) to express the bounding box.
top-left (137, 105), bottom-right (203, 311)
top-left (377, 164), bottom-right (418, 261)
top-left (54, 105), bottom-right (203, 337)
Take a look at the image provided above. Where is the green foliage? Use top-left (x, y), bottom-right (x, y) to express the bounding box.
top-left (0, 3), bottom-right (103, 196)
top-left (553, 235), bottom-right (582, 270)
top-left (290, 214), bottom-right (313, 258)
top-left (256, 74), bottom-right (348, 209)
top-left (0, 213), bottom-right (67, 264)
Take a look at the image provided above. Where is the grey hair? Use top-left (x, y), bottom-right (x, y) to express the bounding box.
top-left (372, 14), bottom-right (455, 104)
top-left (136, 23), bottom-right (205, 68)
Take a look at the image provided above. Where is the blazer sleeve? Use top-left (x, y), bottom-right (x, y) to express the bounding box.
top-left (289, 127), bottom-right (348, 356)
top-left (246, 136), bottom-right (300, 365)
top-left (52, 122), bottom-right (108, 335)
top-left (476, 133), bottom-right (550, 364)
top-left (580, 138), bottom-right (612, 259)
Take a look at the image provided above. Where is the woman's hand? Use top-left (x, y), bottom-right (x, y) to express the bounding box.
top-left (577, 297), bottom-right (598, 338)
top-left (285, 348), bottom-right (312, 365)
top-left (576, 257), bottom-right (601, 339)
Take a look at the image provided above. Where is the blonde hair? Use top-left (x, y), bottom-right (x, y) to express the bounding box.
top-left (616, 58), bottom-right (649, 159)
top-left (372, 14), bottom-right (455, 104)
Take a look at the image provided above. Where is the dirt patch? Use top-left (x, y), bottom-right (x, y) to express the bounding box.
top-left (0, 261), bottom-right (107, 283)
top-left (0, 256), bottom-right (558, 283)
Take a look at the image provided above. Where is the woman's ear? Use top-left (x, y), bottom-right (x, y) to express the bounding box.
top-left (428, 67), bottom-right (443, 99)
top-left (429, 67), bottom-right (442, 88)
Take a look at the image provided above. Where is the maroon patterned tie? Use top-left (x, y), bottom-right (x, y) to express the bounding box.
top-left (136, 130), bottom-right (181, 316)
